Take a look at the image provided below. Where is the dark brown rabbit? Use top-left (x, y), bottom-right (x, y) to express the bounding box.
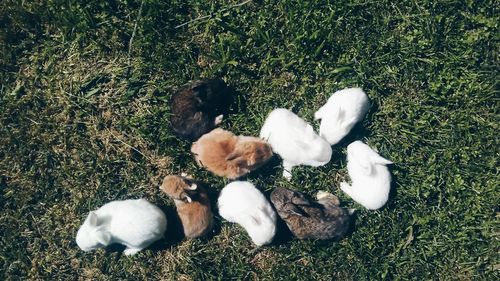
top-left (170, 78), bottom-right (233, 141)
top-left (270, 187), bottom-right (350, 240)
top-left (160, 175), bottom-right (213, 238)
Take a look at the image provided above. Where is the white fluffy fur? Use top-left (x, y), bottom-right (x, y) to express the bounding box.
top-left (340, 141), bottom-right (393, 210)
top-left (260, 108), bottom-right (332, 179)
top-left (217, 181), bottom-right (277, 246)
top-left (76, 199), bottom-right (167, 255)
top-left (314, 88), bottom-right (370, 145)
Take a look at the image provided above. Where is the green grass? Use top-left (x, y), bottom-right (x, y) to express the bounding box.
top-left (1, 0), bottom-right (498, 279)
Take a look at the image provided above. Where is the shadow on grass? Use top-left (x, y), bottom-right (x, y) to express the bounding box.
top-left (222, 85), bottom-right (249, 130)
top-left (227, 84), bottom-right (247, 115)
top-left (245, 155), bottom-right (282, 184)
top-left (385, 164), bottom-right (399, 210)
top-left (270, 214), bottom-right (357, 247)
top-left (335, 121), bottom-right (373, 148)
top-left (271, 217), bottom-right (294, 246)
top-left (203, 182), bottom-right (224, 240)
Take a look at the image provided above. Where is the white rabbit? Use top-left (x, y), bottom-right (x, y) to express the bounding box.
top-left (260, 108), bottom-right (332, 180)
top-left (314, 88), bottom-right (370, 145)
top-left (76, 199), bottom-right (167, 255)
top-left (217, 181), bottom-right (277, 246)
top-left (340, 141), bottom-right (393, 210)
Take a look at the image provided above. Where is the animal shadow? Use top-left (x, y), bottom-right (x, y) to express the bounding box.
top-left (271, 216), bottom-right (294, 246)
top-left (199, 182), bottom-right (223, 240)
top-left (148, 205), bottom-right (185, 252)
top-left (226, 84), bottom-right (246, 115)
top-left (385, 164), bottom-right (399, 210)
top-left (245, 155), bottom-right (282, 184)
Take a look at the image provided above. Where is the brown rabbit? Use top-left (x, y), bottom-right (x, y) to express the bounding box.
top-left (270, 187), bottom-right (351, 240)
top-left (170, 78), bottom-right (233, 141)
top-left (160, 175), bottom-right (213, 238)
top-left (191, 128), bottom-right (273, 179)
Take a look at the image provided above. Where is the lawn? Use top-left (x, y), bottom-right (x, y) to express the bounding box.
top-left (0, 0), bottom-right (498, 280)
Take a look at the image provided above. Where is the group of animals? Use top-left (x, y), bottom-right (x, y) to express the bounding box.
top-left (76, 79), bottom-right (394, 256)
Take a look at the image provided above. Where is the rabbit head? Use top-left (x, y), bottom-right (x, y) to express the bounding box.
top-left (160, 175), bottom-right (199, 203)
top-left (226, 137), bottom-right (273, 171)
top-left (319, 105), bottom-right (354, 144)
top-left (347, 141), bottom-right (393, 175)
top-left (270, 187), bottom-right (311, 218)
top-left (188, 78), bottom-right (230, 110)
top-left (270, 187), bottom-right (309, 207)
top-left (315, 88), bottom-right (370, 145)
top-left (76, 211), bottom-right (111, 252)
top-left (217, 181), bottom-right (277, 246)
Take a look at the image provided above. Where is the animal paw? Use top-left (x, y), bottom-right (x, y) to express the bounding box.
top-left (123, 247), bottom-right (142, 256)
top-left (181, 172), bottom-right (194, 179)
top-left (283, 169), bottom-right (292, 181)
top-left (215, 114), bottom-right (224, 125)
top-left (316, 190), bottom-right (333, 200)
top-left (282, 162), bottom-right (294, 180)
top-left (316, 191), bottom-right (340, 205)
top-left (339, 182), bottom-right (352, 193)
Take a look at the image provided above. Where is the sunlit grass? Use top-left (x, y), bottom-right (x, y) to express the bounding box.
top-left (1, 0), bottom-right (497, 279)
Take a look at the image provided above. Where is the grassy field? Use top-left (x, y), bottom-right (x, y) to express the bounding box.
top-left (1, 0), bottom-right (498, 279)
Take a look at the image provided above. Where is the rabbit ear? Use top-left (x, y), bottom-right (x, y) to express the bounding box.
top-left (248, 156), bottom-right (256, 166)
top-left (249, 214), bottom-right (261, 225)
top-left (314, 105), bottom-right (327, 120)
top-left (183, 194), bottom-right (192, 203)
top-left (291, 195), bottom-right (310, 206)
top-left (370, 154), bottom-right (393, 165)
top-left (303, 124), bottom-right (316, 138)
top-left (284, 204), bottom-right (306, 217)
top-left (225, 151), bottom-right (241, 162)
top-left (192, 84), bottom-right (208, 99)
top-left (87, 211), bottom-right (99, 227)
top-left (247, 149), bottom-right (262, 166)
top-left (351, 150), bottom-right (373, 175)
top-left (292, 136), bottom-right (313, 151)
top-left (235, 165), bottom-right (250, 175)
top-left (341, 116), bottom-right (357, 130)
top-left (227, 151), bottom-right (251, 167)
top-left (335, 106), bottom-right (345, 120)
top-left (240, 213), bottom-right (261, 226)
top-left (93, 228), bottom-right (111, 245)
top-left (360, 145), bottom-right (393, 166)
top-left (192, 83), bottom-right (207, 94)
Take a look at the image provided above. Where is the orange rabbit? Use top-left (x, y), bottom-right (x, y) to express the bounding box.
top-left (191, 128), bottom-right (273, 179)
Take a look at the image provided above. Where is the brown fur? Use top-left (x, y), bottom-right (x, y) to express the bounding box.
top-left (170, 78), bottom-right (232, 141)
top-left (270, 187), bottom-right (350, 240)
top-left (160, 175), bottom-right (213, 238)
top-left (191, 128), bottom-right (273, 179)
